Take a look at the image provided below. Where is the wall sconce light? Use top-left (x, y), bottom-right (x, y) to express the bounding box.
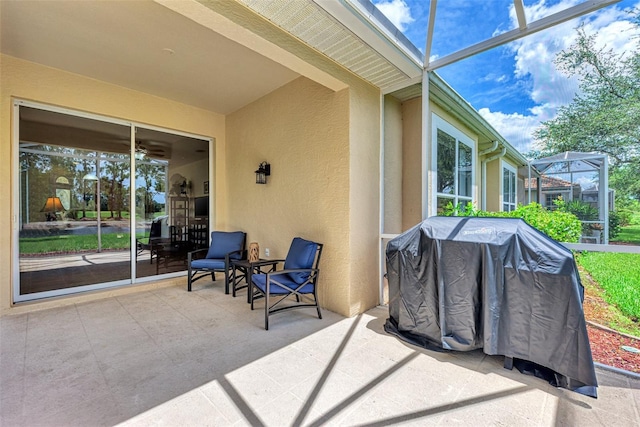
top-left (255, 161), bottom-right (271, 184)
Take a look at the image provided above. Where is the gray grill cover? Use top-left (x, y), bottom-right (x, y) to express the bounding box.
top-left (385, 216), bottom-right (597, 397)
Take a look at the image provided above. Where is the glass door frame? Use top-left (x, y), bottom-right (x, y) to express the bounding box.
top-left (12, 99), bottom-right (214, 303)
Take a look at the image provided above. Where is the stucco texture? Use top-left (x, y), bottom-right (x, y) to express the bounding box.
top-left (383, 96), bottom-right (403, 234)
top-left (486, 159), bottom-right (501, 212)
top-left (226, 76), bottom-right (379, 317)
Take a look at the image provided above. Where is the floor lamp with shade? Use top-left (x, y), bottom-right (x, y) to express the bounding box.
top-left (40, 196), bottom-right (65, 221)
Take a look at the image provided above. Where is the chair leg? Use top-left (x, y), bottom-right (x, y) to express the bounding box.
top-left (188, 265), bottom-right (192, 292)
top-left (314, 290), bottom-right (322, 319)
top-left (231, 268), bottom-right (236, 297)
top-left (250, 283), bottom-right (255, 311)
top-left (264, 291), bottom-right (269, 330)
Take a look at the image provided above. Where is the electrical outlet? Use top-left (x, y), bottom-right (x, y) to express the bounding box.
top-left (265, 248), bottom-right (270, 257)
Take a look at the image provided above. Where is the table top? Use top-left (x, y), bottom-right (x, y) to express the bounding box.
top-left (231, 258), bottom-right (280, 267)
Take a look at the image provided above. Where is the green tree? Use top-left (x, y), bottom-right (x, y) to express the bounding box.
top-left (136, 162), bottom-right (165, 219)
top-left (102, 157), bottom-right (129, 220)
top-left (534, 14), bottom-right (640, 202)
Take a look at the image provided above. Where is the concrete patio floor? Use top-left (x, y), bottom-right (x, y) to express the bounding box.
top-left (1, 279), bottom-right (639, 426)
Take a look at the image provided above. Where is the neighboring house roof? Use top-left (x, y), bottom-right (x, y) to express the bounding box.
top-left (525, 176), bottom-right (579, 190)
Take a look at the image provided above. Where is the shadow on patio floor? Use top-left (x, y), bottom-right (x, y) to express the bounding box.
top-left (1, 281), bottom-right (638, 426)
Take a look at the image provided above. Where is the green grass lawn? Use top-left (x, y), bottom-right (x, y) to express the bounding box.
top-left (576, 251), bottom-right (640, 324)
top-left (20, 233), bottom-right (137, 254)
top-left (612, 224), bottom-right (640, 245)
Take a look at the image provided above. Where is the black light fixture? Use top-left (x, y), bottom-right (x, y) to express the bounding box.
top-left (255, 161), bottom-right (271, 184)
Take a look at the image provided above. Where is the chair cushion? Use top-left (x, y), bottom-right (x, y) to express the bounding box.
top-left (252, 273), bottom-right (315, 294)
top-left (206, 231), bottom-right (245, 260)
top-left (283, 237), bottom-right (318, 284)
top-left (191, 259), bottom-right (226, 271)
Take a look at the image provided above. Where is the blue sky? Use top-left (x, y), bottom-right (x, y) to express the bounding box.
top-left (372, 0), bottom-right (640, 154)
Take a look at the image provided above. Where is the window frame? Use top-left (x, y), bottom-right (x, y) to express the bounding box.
top-left (502, 161), bottom-right (517, 212)
top-left (12, 99), bottom-right (213, 303)
top-left (431, 114), bottom-right (476, 214)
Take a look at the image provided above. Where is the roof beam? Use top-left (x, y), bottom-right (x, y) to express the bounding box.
top-left (424, 0), bottom-right (438, 66)
top-left (425, 0), bottom-right (620, 71)
top-left (513, 0), bottom-right (527, 30)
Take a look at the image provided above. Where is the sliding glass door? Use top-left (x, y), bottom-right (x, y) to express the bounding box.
top-left (15, 102), bottom-right (210, 302)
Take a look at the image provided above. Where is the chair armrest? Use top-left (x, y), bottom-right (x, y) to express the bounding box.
top-left (269, 268), bottom-right (318, 276)
top-left (188, 247), bottom-right (209, 262)
top-left (224, 249), bottom-right (248, 265)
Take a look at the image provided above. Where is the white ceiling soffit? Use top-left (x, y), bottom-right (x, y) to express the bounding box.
top-left (425, 0), bottom-right (621, 71)
top-left (0, 0), bottom-right (306, 115)
top-left (237, 0), bottom-right (423, 91)
top-left (160, 0), bottom-right (347, 92)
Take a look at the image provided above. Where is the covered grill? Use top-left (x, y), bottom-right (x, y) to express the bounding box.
top-left (385, 216), bottom-right (597, 397)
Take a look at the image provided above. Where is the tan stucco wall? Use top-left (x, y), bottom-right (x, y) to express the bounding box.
top-left (0, 54), bottom-right (226, 315)
top-left (485, 159), bottom-right (501, 212)
top-left (348, 79), bottom-right (381, 315)
top-left (401, 97), bottom-right (422, 230)
top-left (383, 96), bottom-right (403, 234)
top-left (226, 77), bottom-right (379, 317)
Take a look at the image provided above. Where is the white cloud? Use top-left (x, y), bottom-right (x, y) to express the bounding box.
top-left (511, 1), bottom-right (639, 106)
top-left (373, 0), bottom-right (414, 32)
top-left (482, 0), bottom-right (640, 153)
top-left (480, 73), bottom-right (509, 84)
top-left (479, 108), bottom-right (544, 154)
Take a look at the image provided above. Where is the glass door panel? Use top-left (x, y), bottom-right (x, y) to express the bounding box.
top-left (134, 127), bottom-right (209, 278)
top-left (18, 106), bottom-right (131, 296)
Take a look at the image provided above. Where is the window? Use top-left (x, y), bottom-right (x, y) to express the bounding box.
top-left (433, 114), bottom-right (475, 214)
top-left (545, 192), bottom-right (565, 209)
top-left (502, 163), bottom-right (516, 212)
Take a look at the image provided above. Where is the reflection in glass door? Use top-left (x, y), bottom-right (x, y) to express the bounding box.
top-left (134, 127), bottom-right (209, 279)
top-left (16, 103), bottom-right (210, 301)
top-left (18, 106), bottom-right (131, 297)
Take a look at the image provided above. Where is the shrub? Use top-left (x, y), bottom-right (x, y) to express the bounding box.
top-left (616, 208), bottom-right (633, 227)
top-left (559, 199), bottom-right (598, 221)
top-left (442, 201), bottom-right (582, 243)
top-left (608, 210), bottom-right (622, 240)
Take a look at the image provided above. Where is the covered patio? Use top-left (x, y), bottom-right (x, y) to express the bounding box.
top-left (1, 281), bottom-right (639, 426)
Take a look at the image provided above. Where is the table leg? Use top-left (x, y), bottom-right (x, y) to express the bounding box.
top-left (247, 266), bottom-right (253, 304)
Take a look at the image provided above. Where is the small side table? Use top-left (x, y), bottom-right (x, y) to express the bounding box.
top-left (230, 259), bottom-right (280, 303)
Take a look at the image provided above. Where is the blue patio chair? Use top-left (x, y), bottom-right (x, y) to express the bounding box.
top-left (250, 237), bottom-right (323, 330)
top-left (187, 231), bottom-right (246, 293)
